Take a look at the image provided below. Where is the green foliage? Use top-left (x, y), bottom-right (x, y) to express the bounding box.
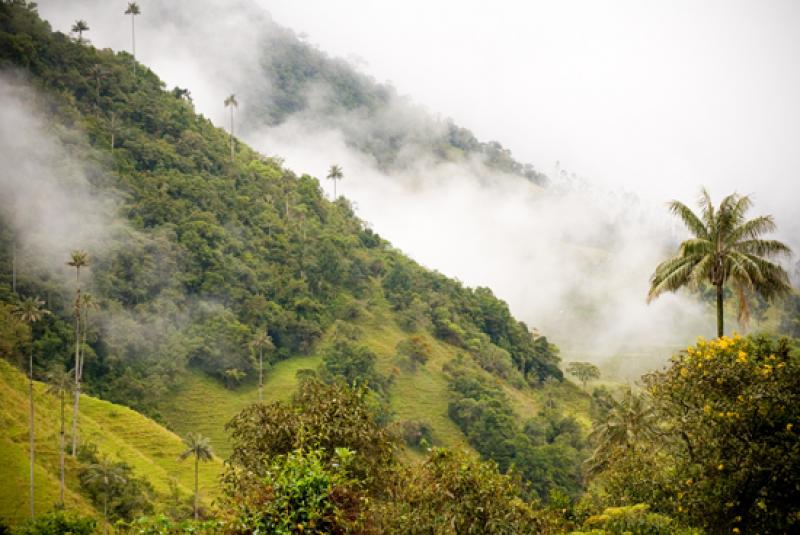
top-left (566, 362), bottom-right (601, 389)
top-left (321, 339), bottom-right (389, 393)
top-left (224, 380), bottom-right (395, 493)
top-left (593, 335), bottom-right (800, 534)
top-left (648, 189), bottom-right (792, 335)
top-left (396, 420), bottom-right (433, 449)
top-left (224, 448), bottom-right (360, 535)
top-left (77, 444), bottom-right (155, 522)
top-left (117, 515), bottom-right (221, 534)
top-left (445, 360), bottom-right (586, 499)
top-left (394, 336), bottom-right (431, 371)
top-left (577, 504), bottom-right (699, 535)
top-left (374, 448), bottom-right (543, 534)
top-left (10, 511), bottom-right (96, 535)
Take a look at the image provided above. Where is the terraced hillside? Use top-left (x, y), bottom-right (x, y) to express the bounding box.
top-left (0, 360), bottom-right (222, 526)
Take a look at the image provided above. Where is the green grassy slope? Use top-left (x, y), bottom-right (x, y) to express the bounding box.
top-left (0, 360), bottom-right (222, 526)
top-left (158, 294), bottom-right (472, 458)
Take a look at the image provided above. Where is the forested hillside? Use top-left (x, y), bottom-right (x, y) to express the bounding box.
top-left (0, 0), bottom-right (572, 515)
top-left (3, 3), bottom-right (799, 534)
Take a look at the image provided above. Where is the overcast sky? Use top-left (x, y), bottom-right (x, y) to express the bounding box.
top-left (263, 1), bottom-right (800, 206)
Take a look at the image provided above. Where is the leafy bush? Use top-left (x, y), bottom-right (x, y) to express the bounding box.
top-left (224, 449), bottom-right (361, 535)
top-left (374, 448), bottom-right (543, 534)
top-left (578, 504), bottom-right (700, 535)
top-left (11, 511), bottom-right (95, 535)
top-left (78, 443), bottom-right (155, 522)
top-left (395, 336), bottom-right (432, 371)
top-left (445, 360), bottom-right (586, 499)
top-left (397, 420), bottom-right (433, 448)
top-left (116, 515), bottom-right (221, 534)
top-left (225, 380), bottom-right (396, 493)
top-left (594, 335), bottom-right (800, 534)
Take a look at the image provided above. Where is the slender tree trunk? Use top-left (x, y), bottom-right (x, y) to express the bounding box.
top-left (71, 384), bottom-right (80, 456)
top-left (716, 283), bottom-right (724, 338)
top-left (28, 344), bottom-right (35, 519)
top-left (333, 179), bottom-right (337, 200)
top-left (229, 107), bottom-right (235, 160)
top-left (259, 347), bottom-right (263, 402)
top-left (59, 389), bottom-right (65, 505)
top-left (71, 279), bottom-right (81, 457)
top-left (194, 455), bottom-right (199, 520)
top-left (131, 15), bottom-right (136, 77)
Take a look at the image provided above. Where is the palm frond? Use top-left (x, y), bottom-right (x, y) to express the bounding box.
top-left (668, 201), bottom-right (708, 239)
top-left (726, 216), bottom-right (777, 246)
top-left (648, 256), bottom-right (700, 302)
top-left (735, 238), bottom-right (791, 258)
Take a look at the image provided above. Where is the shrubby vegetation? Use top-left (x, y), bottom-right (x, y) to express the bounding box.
top-left (9, 511), bottom-right (95, 535)
top-left (444, 358), bottom-right (586, 500)
top-left (588, 335), bottom-right (800, 534)
top-left (77, 443), bottom-right (155, 524)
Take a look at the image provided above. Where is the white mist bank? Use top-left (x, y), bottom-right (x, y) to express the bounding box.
top-left (0, 73), bottom-right (122, 288)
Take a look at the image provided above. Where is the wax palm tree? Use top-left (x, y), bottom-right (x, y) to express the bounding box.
top-left (326, 164), bottom-right (343, 199)
top-left (13, 296), bottom-right (50, 519)
top-left (249, 330), bottom-right (274, 402)
top-left (179, 433), bottom-right (214, 520)
top-left (224, 94), bottom-right (238, 160)
top-left (67, 250), bottom-right (89, 457)
top-left (45, 364), bottom-right (72, 506)
top-left (83, 457), bottom-right (126, 535)
top-left (78, 292), bottom-right (98, 380)
top-left (71, 20), bottom-right (89, 44)
top-left (124, 2), bottom-right (141, 76)
top-left (586, 387), bottom-right (656, 476)
top-left (648, 189), bottom-right (791, 337)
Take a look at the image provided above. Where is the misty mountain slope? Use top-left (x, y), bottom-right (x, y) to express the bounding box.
top-left (236, 5), bottom-right (548, 184)
top-left (0, 1), bottom-right (570, 490)
top-left (0, 360), bottom-right (221, 526)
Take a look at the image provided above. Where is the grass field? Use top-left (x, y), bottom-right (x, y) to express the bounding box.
top-left (0, 360), bottom-right (223, 527)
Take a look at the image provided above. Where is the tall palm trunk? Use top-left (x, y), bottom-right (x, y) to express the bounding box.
top-left (194, 454), bottom-right (199, 520)
top-left (71, 298), bottom-right (80, 456)
top-left (59, 388), bottom-right (65, 505)
top-left (131, 14), bottom-right (136, 77)
top-left (716, 283), bottom-right (724, 338)
top-left (71, 269), bottom-right (81, 457)
top-left (229, 107), bottom-right (235, 160)
top-left (28, 343), bottom-right (35, 518)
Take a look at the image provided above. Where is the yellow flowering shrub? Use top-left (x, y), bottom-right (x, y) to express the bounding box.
top-left (641, 335), bottom-right (800, 533)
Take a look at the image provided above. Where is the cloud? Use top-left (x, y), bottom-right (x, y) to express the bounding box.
top-left (0, 72), bottom-right (122, 287)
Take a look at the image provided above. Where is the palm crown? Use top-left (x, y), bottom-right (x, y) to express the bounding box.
top-left (648, 189), bottom-right (791, 336)
top-left (13, 296), bottom-right (49, 324)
